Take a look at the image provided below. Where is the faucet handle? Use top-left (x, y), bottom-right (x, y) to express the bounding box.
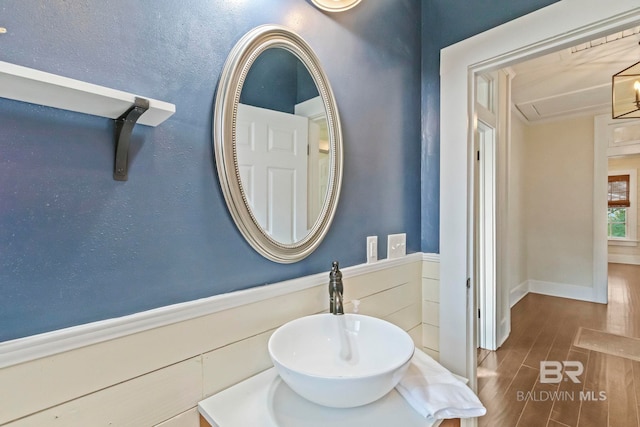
top-left (330, 261), bottom-right (342, 281)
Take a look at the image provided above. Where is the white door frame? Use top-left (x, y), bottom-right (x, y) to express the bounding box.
top-left (439, 0), bottom-right (640, 399)
top-left (475, 69), bottom-right (512, 352)
top-left (476, 119), bottom-right (497, 351)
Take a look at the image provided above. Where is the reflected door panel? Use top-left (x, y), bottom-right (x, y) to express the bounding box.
top-left (237, 103), bottom-right (308, 243)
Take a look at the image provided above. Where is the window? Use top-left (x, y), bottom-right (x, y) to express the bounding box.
top-left (608, 207), bottom-right (627, 238)
top-left (607, 170), bottom-right (637, 244)
top-left (608, 174), bottom-right (630, 238)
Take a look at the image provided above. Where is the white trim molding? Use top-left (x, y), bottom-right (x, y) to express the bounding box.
top-left (0, 253), bottom-right (423, 369)
top-left (608, 239), bottom-right (639, 247)
top-left (528, 280), bottom-right (596, 303)
top-left (608, 254), bottom-right (640, 265)
top-left (509, 281), bottom-right (529, 308)
top-left (422, 252), bottom-right (441, 263)
top-left (510, 279), bottom-right (597, 307)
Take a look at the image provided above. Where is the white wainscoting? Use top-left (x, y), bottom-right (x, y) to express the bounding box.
top-left (422, 253), bottom-right (440, 361)
top-left (0, 253), bottom-right (439, 427)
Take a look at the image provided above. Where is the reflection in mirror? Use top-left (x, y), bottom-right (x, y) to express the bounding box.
top-left (235, 48), bottom-right (329, 244)
top-left (213, 24), bottom-right (343, 263)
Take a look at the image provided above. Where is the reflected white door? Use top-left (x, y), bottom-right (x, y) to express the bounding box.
top-left (236, 103), bottom-right (309, 243)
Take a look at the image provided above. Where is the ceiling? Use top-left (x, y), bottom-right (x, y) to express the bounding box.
top-left (510, 26), bottom-right (640, 123)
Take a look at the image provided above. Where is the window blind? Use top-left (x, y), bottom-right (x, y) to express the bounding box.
top-left (608, 174), bottom-right (631, 208)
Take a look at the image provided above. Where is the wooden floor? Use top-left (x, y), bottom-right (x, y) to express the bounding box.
top-left (477, 263), bottom-right (640, 427)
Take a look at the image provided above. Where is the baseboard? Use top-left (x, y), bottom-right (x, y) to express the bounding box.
top-left (510, 279), bottom-right (598, 306)
top-left (509, 281), bottom-right (529, 307)
top-left (528, 280), bottom-right (596, 303)
top-left (0, 253), bottom-right (424, 369)
top-left (498, 317), bottom-right (510, 347)
top-left (608, 253), bottom-right (640, 265)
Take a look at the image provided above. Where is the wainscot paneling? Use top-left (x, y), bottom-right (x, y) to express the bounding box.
top-left (1, 253), bottom-right (438, 426)
top-left (422, 253), bottom-right (441, 360)
top-left (154, 409), bottom-right (201, 427)
top-left (8, 357), bottom-right (202, 427)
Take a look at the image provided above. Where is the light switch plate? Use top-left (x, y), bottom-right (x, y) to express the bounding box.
top-left (387, 233), bottom-right (406, 259)
top-left (366, 236), bottom-right (378, 263)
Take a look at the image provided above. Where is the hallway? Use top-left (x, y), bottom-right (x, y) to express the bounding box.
top-left (477, 263), bottom-right (640, 427)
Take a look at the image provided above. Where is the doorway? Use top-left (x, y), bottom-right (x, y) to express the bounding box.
top-left (474, 70), bottom-right (512, 352)
top-left (439, 0), bottom-right (640, 403)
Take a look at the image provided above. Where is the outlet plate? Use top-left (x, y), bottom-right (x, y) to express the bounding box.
top-left (366, 236), bottom-right (378, 263)
top-left (387, 233), bottom-right (406, 259)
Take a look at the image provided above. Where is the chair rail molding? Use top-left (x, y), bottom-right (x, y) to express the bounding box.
top-left (0, 253), bottom-right (424, 369)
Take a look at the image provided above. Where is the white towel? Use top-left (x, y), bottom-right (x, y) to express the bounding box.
top-left (396, 348), bottom-right (486, 420)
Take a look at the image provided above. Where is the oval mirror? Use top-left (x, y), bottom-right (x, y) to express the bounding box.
top-left (214, 25), bottom-right (343, 263)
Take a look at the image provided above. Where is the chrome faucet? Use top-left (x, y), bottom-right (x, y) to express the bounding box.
top-left (329, 261), bottom-right (344, 315)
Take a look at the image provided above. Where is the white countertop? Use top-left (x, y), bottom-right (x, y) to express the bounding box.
top-left (198, 368), bottom-right (442, 427)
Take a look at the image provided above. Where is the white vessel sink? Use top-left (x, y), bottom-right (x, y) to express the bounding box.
top-left (268, 313), bottom-right (415, 408)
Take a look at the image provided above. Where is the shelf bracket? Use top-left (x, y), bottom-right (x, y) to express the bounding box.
top-left (114, 97), bottom-right (150, 181)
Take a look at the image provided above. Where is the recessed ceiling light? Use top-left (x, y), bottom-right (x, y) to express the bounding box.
top-left (310, 0), bottom-right (361, 12)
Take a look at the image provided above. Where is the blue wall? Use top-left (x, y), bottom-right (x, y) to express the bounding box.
top-left (419, 0), bottom-right (560, 253)
top-left (239, 49), bottom-right (318, 114)
top-left (0, 0), bottom-right (422, 341)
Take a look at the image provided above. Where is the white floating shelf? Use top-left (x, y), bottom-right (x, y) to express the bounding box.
top-left (0, 60), bottom-right (176, 180)
top-left (0, 60), bottom-right (175, 126)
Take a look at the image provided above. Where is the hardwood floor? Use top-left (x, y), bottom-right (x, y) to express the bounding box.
top-left (477, 263), bottom-right (640, 427)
